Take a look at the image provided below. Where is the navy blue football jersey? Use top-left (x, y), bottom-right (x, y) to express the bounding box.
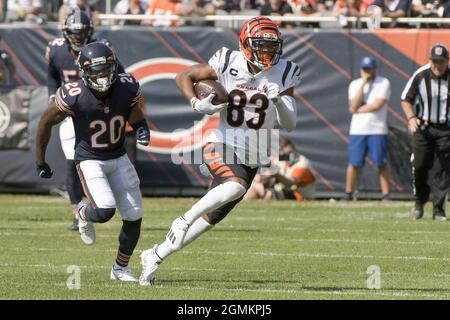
top-left (54, 73), bottom-right (141, 162)
top-left (46, 38), bottom-right (125, 97)
top-left (46, 38), bottom-right (79, 97)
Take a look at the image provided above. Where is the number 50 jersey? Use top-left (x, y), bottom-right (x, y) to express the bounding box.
top-left (55, 73), bottom-right (142, 162)
top-left (207, 47), bottom-right (301, 166)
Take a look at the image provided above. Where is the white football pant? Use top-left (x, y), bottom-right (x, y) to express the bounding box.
top-left (77, 154), bottom-right (142, 221)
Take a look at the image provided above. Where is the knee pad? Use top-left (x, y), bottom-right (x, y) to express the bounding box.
top-left (120, 205), bottom-right (142, 221)
top-left (93, 207), bottom-right (116, 223)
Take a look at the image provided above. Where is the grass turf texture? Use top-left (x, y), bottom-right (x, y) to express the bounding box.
top-left (1, 194), bottom-right (450, 300)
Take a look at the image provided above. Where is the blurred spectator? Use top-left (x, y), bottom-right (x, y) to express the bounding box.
top-left (213, 0), bottom-right (241, 12)
top-left (345, 56), bottom-right (391, 201)
top-left (59, 0), bottom-right (99, 25)
top-left (243, 0), bottom-right (266, 9)
top-left (332, 0), bottom-right (371, 27)
top-left (368, 0), bottom-right (411, 27)
top-left (260, 0), bottom-right (296, 28)
top-left (47, 0), bottom-right (63, 21)
top-left (143, 0), bottom-right (193, 27)
top-left (411, 0), bottom-right (443, 17)
top-left (245, 139), bottom-right (316, 201)
top-left (189, 0), bottom-right (217, 25)
top-left (114, 0), bottom-right (147, 25)
top-left (317, 0), bottom-right (336, 11)
top-left (2, 0), bottom-right (44, 23)
top-left (411, 0), bottom-right (450, 27)
top-left (287, 0), bottom-right (326, 28)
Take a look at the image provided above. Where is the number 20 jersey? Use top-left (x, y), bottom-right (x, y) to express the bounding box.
top-left (54, 74), bottom-right (141, 162)
top-left (207, 47), bottom-right (301, 166)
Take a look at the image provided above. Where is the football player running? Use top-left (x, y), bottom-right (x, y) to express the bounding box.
top-left (139, 16), bottom-right (300, 285)
top-left (36, 41), bottom-right (150, 281)
top-left (46, 8), bottom-right (126, 231)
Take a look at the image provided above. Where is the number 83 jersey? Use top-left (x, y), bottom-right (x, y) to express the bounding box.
top-left (207, 47), bottom-right (301, 166)
top-left (54, 73), bottom-right (141, 162)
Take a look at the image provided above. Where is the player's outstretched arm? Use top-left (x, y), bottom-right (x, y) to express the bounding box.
top-left (35, 99), bottom-right (67, 178)
top-left (267, 85), bottom-right (297, 132)
top-left (175, 64), bottom-right (218, 102)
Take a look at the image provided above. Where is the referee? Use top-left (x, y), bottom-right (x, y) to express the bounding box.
top-left (401, 43), bottom-right (450, 221)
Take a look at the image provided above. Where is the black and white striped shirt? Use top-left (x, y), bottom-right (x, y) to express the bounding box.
top-left (401, 64), bottom-right (450, 124)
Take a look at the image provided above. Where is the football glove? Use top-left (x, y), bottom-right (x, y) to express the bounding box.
top-left (191, 93), bottom-right (228, 115)
top-left (36, 162), bottom-right (53, 179)
top-left (264, 83), bottom-right (281, 104)
top-left (136, 126), bottom-right (150, 146)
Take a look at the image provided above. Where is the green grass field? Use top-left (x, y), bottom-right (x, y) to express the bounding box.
top-left (2, 194), bottom-right (450, 300)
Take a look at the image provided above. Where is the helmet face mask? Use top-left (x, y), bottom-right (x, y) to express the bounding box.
top-left (78, 42), bottom-right (118, 93)
top-left (240, 17), bottom-right (283, 70)
top-left (63, 10), bottom-right (93, 52)
top-left (246, 37), bottom-right (283, 70)
top-left (81, 61), bottom-right (117, 92)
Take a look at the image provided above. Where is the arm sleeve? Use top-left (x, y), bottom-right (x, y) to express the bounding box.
top-left (275, 95), bottom-right (297, 132)
top-left (55, 86), bottom-right (75, 117)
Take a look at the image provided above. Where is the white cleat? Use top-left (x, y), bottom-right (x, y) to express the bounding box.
top-left (166, 217), bottom-right (190, 251)
top-left (77, 201), bottom-right (96, 245)
top-left (110, 265), bottom-right (138, 282)
top-left (139, 245), bottom-right (162, 286)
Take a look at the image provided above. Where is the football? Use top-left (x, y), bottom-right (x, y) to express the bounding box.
top-left (194, 80), bottom-right (229, 105)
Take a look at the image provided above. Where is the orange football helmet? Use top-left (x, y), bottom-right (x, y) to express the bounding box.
top-left (239, 16), bottom-right (283, 70)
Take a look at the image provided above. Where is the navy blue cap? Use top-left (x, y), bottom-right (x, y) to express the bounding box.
top-left (430, 44), bottom-right (449, 61)
top-left (360, 56), bottom-right (377, 69)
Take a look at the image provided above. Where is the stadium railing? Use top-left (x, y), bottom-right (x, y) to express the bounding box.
top-left (97, 14), bottom-right (450, 29)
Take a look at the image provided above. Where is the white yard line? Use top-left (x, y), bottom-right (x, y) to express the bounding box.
top-left (2, 231), bottom-right (449, 245)
top-left (4, 246), bottom-right (450, 262)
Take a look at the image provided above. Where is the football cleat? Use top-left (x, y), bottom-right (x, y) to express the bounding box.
top-left (77, 201), bottom-right (96, 245)
top-left (166, 217), bottom-right (190, 251)
top-left (139, 245), bottom-right (162, 286)
top-left (110, 264), bottom-right (138, 282)
top-left (410, 203), bottom-right (424, 220)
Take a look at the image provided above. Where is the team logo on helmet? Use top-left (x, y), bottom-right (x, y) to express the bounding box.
top-left (78, 41), bottom-right (118, 93)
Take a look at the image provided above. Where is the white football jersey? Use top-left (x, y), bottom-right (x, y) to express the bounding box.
top-left (207, 47), bottom-right (301, 167)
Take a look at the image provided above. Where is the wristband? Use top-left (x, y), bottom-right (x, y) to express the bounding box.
top-left (130, 119), bottom-right (149, 132)
top-left (407, 115), bottom-right (417, 121)
top-left (190, 97), bottom-right (199, 109)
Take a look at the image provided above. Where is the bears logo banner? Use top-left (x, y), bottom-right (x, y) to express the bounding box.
top-left (0, 86), bottom-right (31, 150)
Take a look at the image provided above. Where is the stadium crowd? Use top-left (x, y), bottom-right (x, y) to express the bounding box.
top-left (0, 0), bottom-right (449, 27)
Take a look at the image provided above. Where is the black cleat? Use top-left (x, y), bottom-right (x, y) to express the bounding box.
top-left (68, 219), bottom-right (79, 231)
top-left (410, 204), bottom-right (424, 220)
top-left (433, 213), bottom-right (447, 221)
